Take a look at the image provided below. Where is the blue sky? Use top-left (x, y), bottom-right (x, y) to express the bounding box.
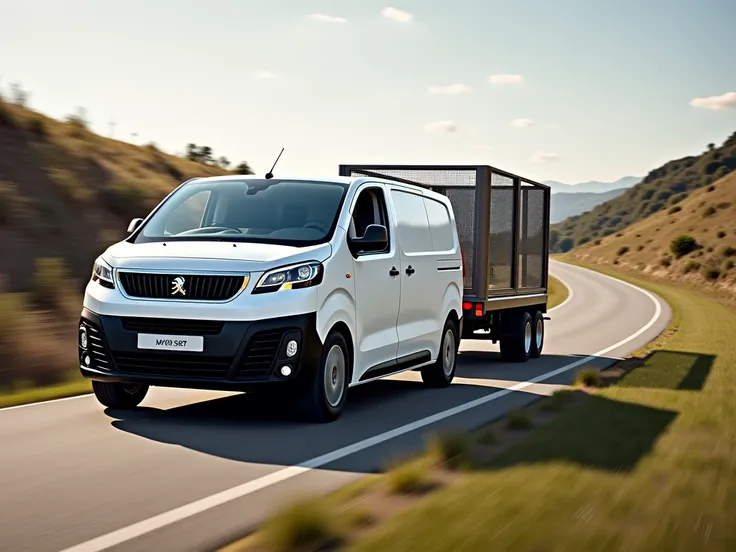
top-left (1, 0), bottom-right (735, 183)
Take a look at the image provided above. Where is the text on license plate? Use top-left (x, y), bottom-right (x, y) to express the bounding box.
top-left (137, 333), bottom-right (204, 352)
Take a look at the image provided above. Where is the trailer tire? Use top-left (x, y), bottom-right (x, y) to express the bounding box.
top-left (499, 311), bottom-right (533, 363)
top-left (530, 310), bottom-right (544, 358)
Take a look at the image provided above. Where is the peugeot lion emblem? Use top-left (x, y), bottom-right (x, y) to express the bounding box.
top-left (171, 276), bottom-right (186, 296)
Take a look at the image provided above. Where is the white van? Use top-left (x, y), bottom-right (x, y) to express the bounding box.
top-left (79, 175), bottom-right (464, 422)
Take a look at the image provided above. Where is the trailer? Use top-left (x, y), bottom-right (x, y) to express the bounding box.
top-left (338, 164), bottom-right (552, 362)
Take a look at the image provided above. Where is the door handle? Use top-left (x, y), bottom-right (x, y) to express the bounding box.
top-left (405, 265), bottom-right (415, 276)
top-left (389, 267), bottom-right (400, 277)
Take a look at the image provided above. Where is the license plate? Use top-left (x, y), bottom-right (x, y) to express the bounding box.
top-left (137, 333), bottom-right (204, 352)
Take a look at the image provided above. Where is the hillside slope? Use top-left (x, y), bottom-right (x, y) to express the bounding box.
top-left (567, 170), bottom-right (736, 301)
top-left (551, 131), bottom-right (736, 252)
top-left (550, 188), bottom-right (627, 223)
top-left (0, 98), bottom-right (251, 389)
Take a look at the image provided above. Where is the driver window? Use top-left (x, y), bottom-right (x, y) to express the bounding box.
top-left (164, 190), bottom-right (210, 235)
top-left (349, 187), bottom-right (389, 250)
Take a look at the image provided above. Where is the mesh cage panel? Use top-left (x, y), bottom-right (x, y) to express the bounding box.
top-left (489, 172), bottom-right (514, 289)
top-left (519, 183), bottom-right (545, 288)
top-left (343, 167), bottom-right (477, 290)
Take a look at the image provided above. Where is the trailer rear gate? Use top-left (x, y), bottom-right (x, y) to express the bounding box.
top-left (338, 165), bottom-right (551, 302)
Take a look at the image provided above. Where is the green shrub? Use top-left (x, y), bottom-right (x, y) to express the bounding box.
top-left (703, 205), bottom-right (717, 217)
top-left (617, 246), bottom-right (630, 256)
top-left (385, 461), bottom-right (429, 495)
top-left (262, 499), bottom-right (339, 552)
top-left (717, 230), bottom-right (727, 239)
top-left (722, 259), bottom-right (734, 272)
top-left (660, 257), bottom-right (672, 267)
top-left (637, 245), bottom-right (645, 251)
top-left (575, 368), bottom-right (602, 388)
top-left (506, 409), bottom-right (533, 430)
top-left (683, 260), bottom-right (701, 274)
top-left (0, 181), bottom-right (20, 224)
top-left (717, 245), bottom-right (736, 257)
top-left (700, 265), bottom-right (720, 280)
top-left (428, 430), bottom-right (470, 469)
top-left (31, 257), bottom-right (71, 308)
top-left (670, 235), bottom-right (698, 258)
top-left (707, 184), bottom-right (716, 192)
top-left (668, 205), bottom-right (682, 214)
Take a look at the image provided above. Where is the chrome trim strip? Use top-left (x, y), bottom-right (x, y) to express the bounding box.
top-left (115, 268), bottom-right (251, 304)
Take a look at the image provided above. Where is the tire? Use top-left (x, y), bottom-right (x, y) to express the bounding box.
top-left (421, 318), bottom-right (458, 388)
top-left (499, 310), bottom-right (533, 363)
top-left (92, 381), bottom-right (149, 409)
top-left (298, 331), bottom-right (350, 423)
top-left (530, 310), bottom-right (544, 358)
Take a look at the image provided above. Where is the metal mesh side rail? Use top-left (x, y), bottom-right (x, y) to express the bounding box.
top-left (519, 183), bottom-right (545, 288)
top-left (489, 172), bottom-right (514, 290)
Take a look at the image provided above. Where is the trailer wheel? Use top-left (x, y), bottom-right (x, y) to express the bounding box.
top-left (500, 311), bottom-right (532, 363)
top-left (530, 310), bottom-right (544, 358)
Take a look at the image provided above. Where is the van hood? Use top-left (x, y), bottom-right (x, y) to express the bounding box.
top-left (102, 240), bottom-right (332, 273)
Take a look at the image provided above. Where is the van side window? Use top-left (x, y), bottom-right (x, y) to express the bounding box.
top-left (349, 187), bottom-right (390, 253)
top-left (422, 197), bottom-right (454, 252)
top-left (389, 189), bottom-right (432, 254)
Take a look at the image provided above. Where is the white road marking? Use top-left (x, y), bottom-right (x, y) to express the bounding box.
top-left (59, 266), bottom-right (664, 552)
top-left (548, 268), bottom-right (575, 313)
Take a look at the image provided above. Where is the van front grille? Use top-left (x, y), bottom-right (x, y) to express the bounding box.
top-left (118, 272), bottom-right (246, 301)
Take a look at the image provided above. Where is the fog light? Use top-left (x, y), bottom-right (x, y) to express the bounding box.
top-left (84, 355), bottom-right (91, 366)
top-left (79, 326), bottom-right (88, 349)
top-left (285, 340), bottom-right (298, 357)
top-left (280, 365), bottom-right (292, 377)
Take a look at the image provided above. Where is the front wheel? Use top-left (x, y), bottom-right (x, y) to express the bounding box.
top-left (92, 381), bottom-right (149, 409)
top-left (298, 331), bottom-right (350, 423)
top-left (421, 319), bottom-right (458, 388)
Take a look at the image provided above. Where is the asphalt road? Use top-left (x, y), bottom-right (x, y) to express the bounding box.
top-left (0, 261), bottom-right (671, 552)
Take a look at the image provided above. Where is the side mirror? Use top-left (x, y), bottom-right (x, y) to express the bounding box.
top-left (349, 224), bottom-right (389, 254)
top-left (127, 218), bottom-right (144, 233)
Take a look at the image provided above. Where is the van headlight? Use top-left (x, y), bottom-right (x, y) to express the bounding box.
top-left (253, 262), bottom-right (323, 294)
top-left (91, 257), bottom-right (115, 289)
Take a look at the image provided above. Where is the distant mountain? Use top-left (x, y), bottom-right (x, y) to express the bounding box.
top-left (543, 176), bottom-right (642, 195)
top-left (550, 188), bottom-right (628, 224)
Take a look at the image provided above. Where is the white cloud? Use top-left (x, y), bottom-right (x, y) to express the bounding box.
top-left (689, 91), bottom-right (736, 111)
top-left (425, 121), bottom-right (457, 133)
top-left (428, 84), bottom-right (472, 95)
top-left (307, 13), bottom-right (347, 23)
top-left (472, 145), bottom-right (492, 150)
top-left (381, 7), bottom-right (414, 24)
top-left (530, 151), bottom-right (560, 163)
top-left (255, 70), bottom-right (276, 80)
top-left (487, 74), bottom-right (524, 84)
top-left (510, 118), bottom-right (536, 128)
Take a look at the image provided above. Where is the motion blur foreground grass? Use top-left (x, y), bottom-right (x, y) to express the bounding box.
top-left (229, 263), bottom-right (735, 552)
top-left (347, 265), bottom-right (736, 552)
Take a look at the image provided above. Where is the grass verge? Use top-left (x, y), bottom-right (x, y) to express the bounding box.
top-left (0, 377), bottom-right (91, 409)
top-left (223, 260), bottom-right (735, 552)
top-left (547, 274), bottom-right (568, 309)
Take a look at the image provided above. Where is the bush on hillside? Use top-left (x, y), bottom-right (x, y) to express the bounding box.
top-left (670, 235), bottom-right (698, 258)
top-left (683, 260), bottom-right (701, 274)
top-left (703, 205), bottom-right (717, 217)
top-left (700, 265), bottom-right (720, 280)
top-left (32, 257), bottom-right (71, 308)
top-left (717, 245), bottom-right (736, 257)
top-left (617, 246), bottom-right (630, 256)
top-left (668, 205), bottom-right (682, 214)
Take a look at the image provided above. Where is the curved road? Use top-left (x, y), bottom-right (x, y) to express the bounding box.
top-left (0, 261), bottom-right (670, 552)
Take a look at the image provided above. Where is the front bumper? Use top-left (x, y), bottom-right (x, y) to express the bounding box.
top-left (78, 308), bottom-right (322, 392)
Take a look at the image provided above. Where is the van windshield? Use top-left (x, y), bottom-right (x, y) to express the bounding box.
top-left (133, 178), bottom-right (349, 246)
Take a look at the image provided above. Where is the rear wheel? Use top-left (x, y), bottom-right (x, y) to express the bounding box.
top-left (499, 311), bottom-right (533, 363)
top-left (530, 311), bottom-right (544, 358)
top-left (421, 319), bottom-right (458, 388)
top-left (92, 381), bottom-right (149, 409)
top-left (298, 331), bottom-right (350, 423)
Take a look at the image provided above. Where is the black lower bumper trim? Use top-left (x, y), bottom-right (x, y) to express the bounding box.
top-left (78, 309), bottom-right (322, 390)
